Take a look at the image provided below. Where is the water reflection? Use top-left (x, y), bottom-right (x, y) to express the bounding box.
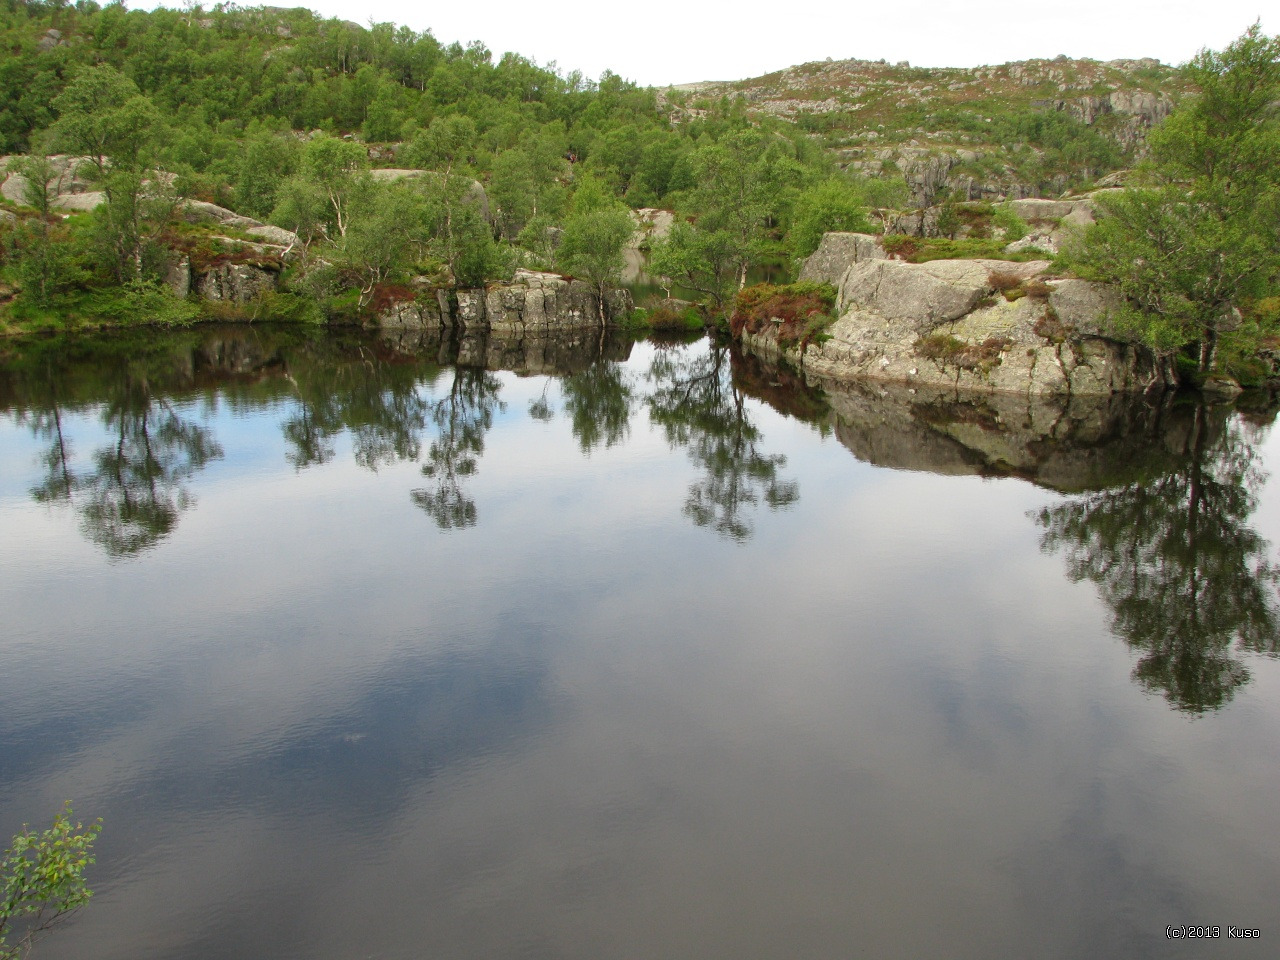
top-left (813, 379), bottom-right (1189, 493)
top-left (282, 351), bottom-right (434, 471)
top-left (1035, 404), bottom-right (1280, 713)
top-left (647, 342), bottom-right (799, 541)
top-left (19, 363), bottom-right (222, 558)
top-left (412, 368), bottom-right (505, 529)
top-left (561, 361), bottom-right (635, 454)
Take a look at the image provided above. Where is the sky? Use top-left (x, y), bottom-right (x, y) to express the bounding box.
top-left (133, 1), bottom-right (1272, 88)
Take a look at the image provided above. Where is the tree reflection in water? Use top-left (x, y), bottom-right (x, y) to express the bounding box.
top-left (561, 360), bottom-right (635, 454)
top-left (282, 353), bottom-right (431, 471)
top-left (411, 368), bottom-right (505, 530)
top-left (647, 341), bottom-right (798, 541)
top-left (26, 370), bottom-right (222, 558)
top-left (1036, 404), bottom-right (1280, 713)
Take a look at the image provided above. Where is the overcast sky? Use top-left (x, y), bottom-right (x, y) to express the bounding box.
top-left (137, 2), bottom-right (1270, 87)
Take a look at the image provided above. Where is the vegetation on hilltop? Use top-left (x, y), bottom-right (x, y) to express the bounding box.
top-left (0, 1), bottom-right (895, 330)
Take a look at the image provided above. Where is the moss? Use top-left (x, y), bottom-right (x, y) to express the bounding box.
top-left (914, 332), bottom-right (1011, 373)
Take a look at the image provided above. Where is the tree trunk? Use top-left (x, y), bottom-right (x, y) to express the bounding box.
top-left (1198, 327), bottom-right (1218, 374)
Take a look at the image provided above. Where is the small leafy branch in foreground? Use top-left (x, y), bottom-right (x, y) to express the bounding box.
top-left (0, 804), bottom-right (101, 960)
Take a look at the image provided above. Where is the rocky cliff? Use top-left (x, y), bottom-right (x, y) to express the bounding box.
top-left (741, 232), bottom-right (1166, 397)
top-left (377, 269), bottom-right (633, 340)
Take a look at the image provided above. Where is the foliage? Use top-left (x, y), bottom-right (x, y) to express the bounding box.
top-left (1065, 25), bottom-right (1280, 377)
top-left (991, 205), bottom-right (1029, 243)
top-left (880, 233), bottom-right (1048, 263)
top-left (788, 178), bottom-right (873, 259)
top-left (86, 278), bottom-right (201, 327)
top-left (914, 333), bottom-right (1011, 373)
top-left (728, 282), bottom-right (836, 348)
top-left (647, 220), bottom-right (741, 307)
top-left (628, 302), bottom-right (704, 333)
top-left (0, 805), bottom-right (101, 960)
top-left (556, 201), bottom-right (634, 320)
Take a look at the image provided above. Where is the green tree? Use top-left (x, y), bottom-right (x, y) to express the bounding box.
top-left (338, 180), bottom-right (416, 306)
top-left (1067, 25), bottom-right (1280, 379)
top-left (49, 65), bottom-right (167, 280)
top-left (648, 219), bottom-right (739, 307)
top-left (234, 130), bottom-right (300, 220)
top-left (788, 178), bottom-right (873, 259)
top-left (4, 156), bottom-right (75, 304)
top-left (556, 199), bottom-right (634, 324)
top-left (0, 804), bottom-right (101, 960)
top-left (297, 134), bottom-right (369, 238)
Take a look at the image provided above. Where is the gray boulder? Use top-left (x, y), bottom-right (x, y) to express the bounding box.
top-left (740, 237), bottom-right (1167, 396)
top-left (798, 232), bottom-right (886, 285)
top-left (485, 269), bottom-right (632, 335)
top-left (195, 263), bottom-right (279, 303)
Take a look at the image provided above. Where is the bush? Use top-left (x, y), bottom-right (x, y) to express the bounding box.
top-left (729, 282), bottom-right (838, 348)
top-left (631, 302), bottom-right (704, 332)
top-left (992, 206), bottom-right (1029, 243)
top-left (86, 279), bottom-right (200, 327)
top-left (914, 333), bottom-right (1011, 373)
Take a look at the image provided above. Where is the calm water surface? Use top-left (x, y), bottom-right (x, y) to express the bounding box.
top-left (2, 326), bottom-right (1280, 959)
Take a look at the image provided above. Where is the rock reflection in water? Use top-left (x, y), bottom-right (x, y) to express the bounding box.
top-left (815, 378), bottom-right (1190, 493)
top-left (737, 360), bottom-right (1280, 712)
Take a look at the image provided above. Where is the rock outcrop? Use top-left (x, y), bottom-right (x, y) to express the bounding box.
top-left (1, 156), bottom-right (301, 252)
top-left (798, 232), bottom-right (887, 284)
top-left (1002, 196), bottom-right (1098, 254)
top-left (193, 262), bottom-right (280, 303)
top-left (376, 269), bottom-right (634, 337)
top-left (738, 233), bottom-right (1167, 396)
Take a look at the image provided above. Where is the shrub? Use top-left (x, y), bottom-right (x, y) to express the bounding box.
top-left (914, 333), bottom-right (1011, 373)
top-left (992, 206), bottom-right (1029, 243)
top-left (1033, 306), bottom-right (1076, 344)
top-left (639, 303), bottom-right (704, 332)
top-left (729, 281), bottom-right (837, 349)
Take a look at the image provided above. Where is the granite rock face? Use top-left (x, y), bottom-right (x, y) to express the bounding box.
top-left (740, 237), bottom-right (1167, 396)
top-left (376, 269), bottom-right (634, 337)
top-left (194, 263), bottom-right (280, 303)
top-left (797, 232), bottom-right (887, 285)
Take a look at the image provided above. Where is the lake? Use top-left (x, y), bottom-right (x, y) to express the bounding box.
top-left (2, 325), bottom-right (1278, 959)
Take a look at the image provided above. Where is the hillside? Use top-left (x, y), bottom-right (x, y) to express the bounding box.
top-left (663, 57), bottom-right (1193, 203)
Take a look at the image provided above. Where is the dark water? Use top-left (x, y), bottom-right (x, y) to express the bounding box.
top-left (2, 326), bottom-right (1280, 959)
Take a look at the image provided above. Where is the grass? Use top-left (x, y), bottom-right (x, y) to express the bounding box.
top-left (881, 234), bottom-right (1052, 263)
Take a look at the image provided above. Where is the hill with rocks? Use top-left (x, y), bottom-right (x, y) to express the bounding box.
top-left (664, 56), bottom-right (1192, 204)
